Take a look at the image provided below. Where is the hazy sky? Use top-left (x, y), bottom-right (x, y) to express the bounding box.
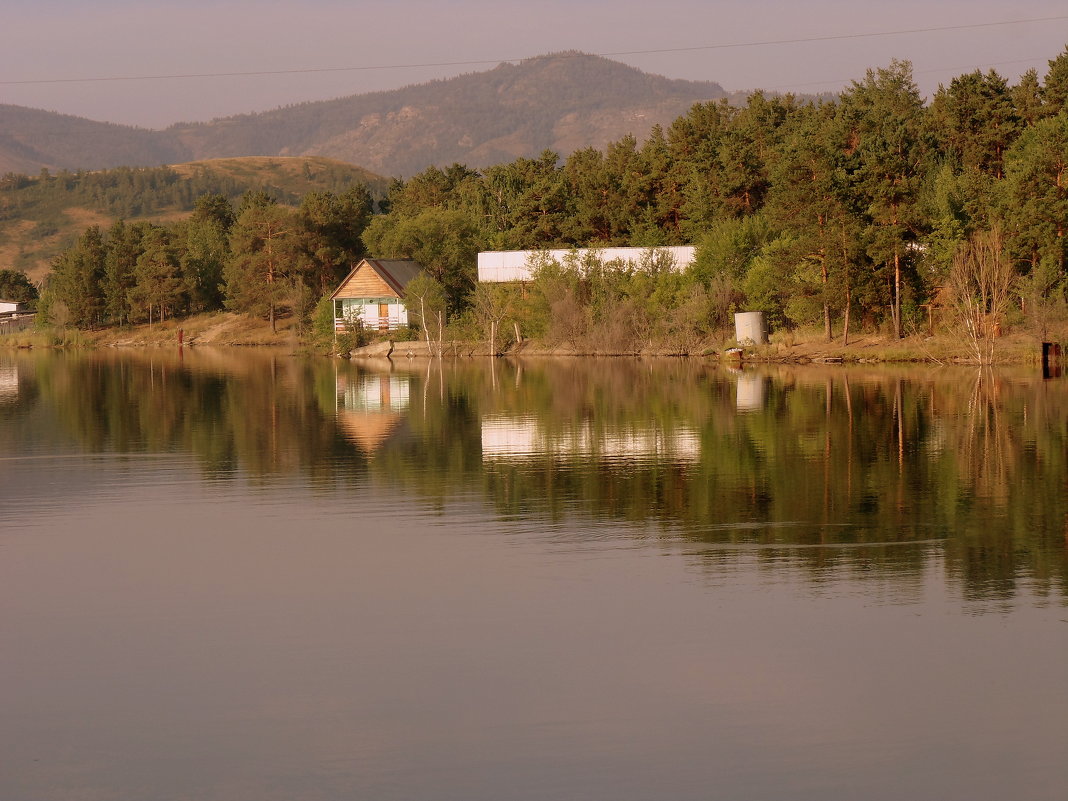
top-left (2, 0), bottom-right (1066, 129)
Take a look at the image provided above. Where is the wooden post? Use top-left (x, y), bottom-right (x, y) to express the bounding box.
top-left (1042, 342), bottom-right (1062, 379)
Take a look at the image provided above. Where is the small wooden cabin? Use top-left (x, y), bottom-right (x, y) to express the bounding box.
top-left (330, 259), bottom-right (425, 331)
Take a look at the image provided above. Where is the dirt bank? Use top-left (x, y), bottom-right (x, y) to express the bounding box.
top-left (5, 312), bottom-right (1059, 367)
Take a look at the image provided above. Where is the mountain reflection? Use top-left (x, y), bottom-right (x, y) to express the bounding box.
top-left (2, 349), bottom-right (1065, 604)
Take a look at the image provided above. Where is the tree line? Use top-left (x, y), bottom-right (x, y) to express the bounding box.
top-left (27, 51), bottom-right (1068, 347)
top-left (38, 187), bottom-right (373, 333)
top-left (18, 352), bottom-right (1067, 599)
top-left (368, 54), bottom-right (1068, 348)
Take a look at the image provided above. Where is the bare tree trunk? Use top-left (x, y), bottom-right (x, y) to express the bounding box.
top-left (893, 249), bottom-right (902, 339)
top-left (842, 285), bottom-right (851, 346)
top-left (949, 229), bottom-right (1014, 365)
top-left (821, 251), bottom-right (831, 342)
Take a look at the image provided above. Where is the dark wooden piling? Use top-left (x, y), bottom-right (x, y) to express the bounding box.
top-left (1042, 342), bottom-right (1062, 379)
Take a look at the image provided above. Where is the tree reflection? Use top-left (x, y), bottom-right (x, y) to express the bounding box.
top-left (6, 350), bottom-right (1065, 603)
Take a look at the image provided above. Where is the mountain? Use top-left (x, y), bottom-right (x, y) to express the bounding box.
top-left (0, 105), bottom-right (188, 174)
top-left (2, 53), bottom-right (734, 178)
top-left (168, 52), bottom-right (733, 176)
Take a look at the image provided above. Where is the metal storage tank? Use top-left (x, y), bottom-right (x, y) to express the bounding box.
top-left (734, 311), bottom-right (767, 345)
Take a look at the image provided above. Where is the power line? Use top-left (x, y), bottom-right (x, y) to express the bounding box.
top-left (1, 54), bottom-right (1055, 137)
top-left (1, 15), bottom-right (1066, 86)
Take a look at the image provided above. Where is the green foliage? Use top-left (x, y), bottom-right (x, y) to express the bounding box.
top-left (363, 207), bottom-right (480, 314)
top-left (1003, 111), bottom-right (1068, 273)
top-left (129, 227), bottom-right (185, 324)
top-left (1042, 45), bottom-right (1068, 116)
top-left (521, 250), bottom-right (715, 352)
top-left (0, 269), bottom-right (38, 306)
top-left (23, 53), bottom-right (1068, 347)
top-left (840, 60), bottom-right (932, 338)
top-left (402, 273), bottom-right (448, 341)
top-left (690, 215), bottom-right (775, 285)
top-left (298, 186), bottom-right (373, 293)
top-left (929, 70), bottom-right (1020, 177)
top-left (224, 203), bottom-right (302, 331)
top-left (48, 226), bottom-right (106, 328)
top-left (742, 238), bottom-right (799, 328)
top-left (0, 160), bottom-right (386, 281)
top-left (311, 294), bottom-right (338, 347)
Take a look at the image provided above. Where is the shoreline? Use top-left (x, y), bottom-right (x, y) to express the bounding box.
top-left (1, 311), bottom-right (1059, 367)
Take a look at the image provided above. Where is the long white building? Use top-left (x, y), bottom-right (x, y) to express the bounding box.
top-left (477, 246), bottom-right (697, 283)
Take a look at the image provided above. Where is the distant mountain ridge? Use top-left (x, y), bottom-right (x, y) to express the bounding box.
top-left (1, 53), bottom-right (739, 177)
top-left (0, 105), bottom-right (188, 174)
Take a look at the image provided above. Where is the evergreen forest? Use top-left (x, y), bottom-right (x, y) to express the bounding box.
top-left (24, 52), bottom-right (1068, 354)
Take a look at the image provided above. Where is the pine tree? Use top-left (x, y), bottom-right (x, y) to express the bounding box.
top-left (1004, 111), bottom-right (1068, 274)
top-left (1042, 45), bottom-right (1068, 116)
top-left (49, 226), bottom-right (106, 328)
top-left (930, 69), bottom-right (1019, 178)
top-left (130, 227), bottom-right (184, 324)
top-left (102, 220), bottom-right (144, 325)
top-left (225, 203), bottom-right (302, 333)
top-left (766, 102), bottom-right (861, 341)
top-left (840, 60), bottom-right (931, 338)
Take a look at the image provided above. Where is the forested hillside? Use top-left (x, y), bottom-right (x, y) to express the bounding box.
top-left (30, 49), bottom-right (1068, 360)
top-left (0, 157), bottom-right (387, 281)
top-left (2, 53), bottom-right (737, 178)
top-left (169, 53), bottom-right (735, 176)
top-left (0, 105), bottom-right (188, 174)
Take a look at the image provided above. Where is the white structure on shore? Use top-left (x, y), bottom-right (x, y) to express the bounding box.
top-left (477, 246), bottom-right (697, 283)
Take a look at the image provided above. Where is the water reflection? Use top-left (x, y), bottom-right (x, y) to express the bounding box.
top-left (335, 365), bottom-right (412, 455)
top-left (0, 361), bottom-right (17, 402)
top-left (481, 415), bottom-right (700, 463)
top-left (1, 349), bottom-right (1065, 606)
top-left (732, 367), bottom-right (768, 411)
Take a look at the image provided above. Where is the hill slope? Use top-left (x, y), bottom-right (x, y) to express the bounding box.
top-left (2, 53), bottom-right (733, 178)
top-left (0, 105), bottom-right (189, 174)
top-left (169, 52), bottom-right (731, 176)
top-left (0, 156), bottom-right (387, 283)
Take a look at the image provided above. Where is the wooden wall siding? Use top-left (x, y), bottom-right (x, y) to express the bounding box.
top-left (335, 268), bottom-right (398, 300)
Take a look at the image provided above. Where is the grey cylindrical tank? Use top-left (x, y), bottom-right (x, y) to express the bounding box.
top-left (734, 311), bottom-right (767, 345)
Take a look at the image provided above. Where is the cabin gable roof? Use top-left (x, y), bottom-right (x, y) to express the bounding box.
top-left (330, 259), bottom-right (425, 300)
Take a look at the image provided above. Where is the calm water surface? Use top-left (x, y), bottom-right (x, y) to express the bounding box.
top-left (1, 350), bottom-right (1066, 801)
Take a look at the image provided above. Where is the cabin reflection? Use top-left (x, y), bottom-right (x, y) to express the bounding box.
top-left (334, 367), bottom-right (413, 455)
top-left (481, 415), bottom-right (700, 463)
top-left (0, 361), bottom-right (18, 403)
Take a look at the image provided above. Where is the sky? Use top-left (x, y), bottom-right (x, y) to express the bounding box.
top-left (2, 0), bottom-right (1067, 129)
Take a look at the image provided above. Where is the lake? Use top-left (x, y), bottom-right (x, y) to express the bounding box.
top-left (1, 350), bottom-right (1065, 801)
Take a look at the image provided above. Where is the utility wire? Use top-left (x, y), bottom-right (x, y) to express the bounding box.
top-left (1, 15), bottom-right (1066, 86)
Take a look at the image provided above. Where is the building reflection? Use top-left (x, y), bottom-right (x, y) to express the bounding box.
top-left (335, 365), bottom-right (413, 455)
top-left (0, 361), bottom-right (17, 403)
top-left (481, 415), bottom-right (700, 463)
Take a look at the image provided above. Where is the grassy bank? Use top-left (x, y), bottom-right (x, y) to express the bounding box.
top-left (2, 311), bottom-right (1061, 366)
top-left (0, 312), bottom-right (303, 350)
